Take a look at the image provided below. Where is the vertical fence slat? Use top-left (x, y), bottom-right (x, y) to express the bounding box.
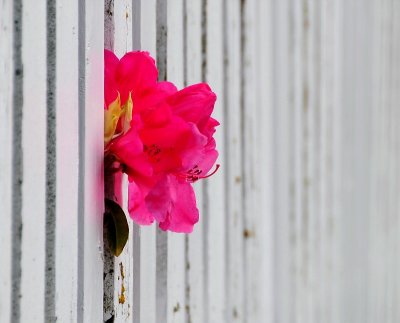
top-left (184, 0), bottom-right (204, 322)
top-left (19, 0), bottom-right (47, 320)
top-left (3, 1), bottom-right (400, 323)
top-left (242, 0), bottom-right (274, 322)
top-left (338, 1), bottom-right (373, 322)
top-left (242, 0), bottom-right (259, 320)
top-left (155, 0), bottom-right (168, 321)
top-left (391, 4), bottom-right (400, 321)
top-left (331, 1), bottom-right (343, 322)
top-left (138, 1), bottom-right (157, 322)
top-left (0, 0), bottom-right (13, 321)
top-left (204, 0), bottom-right (226, 321)
top-left (319, 1), bottom-right (339, 321)
top-left (112, 1), bottom-right (135, 322)
top-left (368, 1), bottom-right (400, 322)
top-left (258, 1), bottom-right (275, 322)
top-left (166, 1), bottom-right (186, 322)
top-left (273, 0), bottom-right (296, 321)
top-left (55, 0), bottom-right (79, 321)
top-left (224, 0), bottom-right (245, 322)
top-left (81, 0), bottom-right (104, 321)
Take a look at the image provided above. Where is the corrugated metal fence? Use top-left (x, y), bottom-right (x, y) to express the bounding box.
top-left (0, 0), bottom-right (399, 322)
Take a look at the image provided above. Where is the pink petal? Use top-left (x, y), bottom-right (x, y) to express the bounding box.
top-left (128, 181), bottom-right (154, 225)
top-left (179, 122), bottom-right (208, 170)
top-left (198, 117), bottom-right (220, 139)
top-left (133, 82), bottom-right (177, 126)
top-left (140, 102), bottom-right (172, 128)
top-left (139, 117), bottom-right (195, 173)
top-left (108, 117), bottom-right (153, 177)
top-left (109, 121), bottom-right (143, 156)
top-left (104, 49), bottom-right (120, 107)
top-left (167, 83), bottom-right (217, 125)
top-left (116, 51), bottom-right (158, 104)
top-left (145, 175), bottom-right (199, 233)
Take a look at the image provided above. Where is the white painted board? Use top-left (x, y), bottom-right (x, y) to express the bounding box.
top-left (55, 0), bottom-right (80, 321)
top-left (224, 0), bottom-right (245, 322)
top-left (0, 0), bottom-right (13, 321)
top-left (166, 1), bottom-right (186, 322)
top-left (204, 0), bottom-right (228, 322)
top-left (20, 1), bottom-right (47, 321)
top-left (138, 0), bottom-right (157, 322)
top-left (81, 0), bottom-right (104, 321)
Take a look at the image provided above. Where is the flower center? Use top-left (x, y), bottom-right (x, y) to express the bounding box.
top-left (178, 164), bottom-right (220, 183)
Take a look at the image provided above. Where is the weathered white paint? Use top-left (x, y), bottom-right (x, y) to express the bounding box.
top-left (204, 0), bottom-right (227, 322)
top-left (257, 1), bottom-right (274, 321)
top-left (185, 1), bottom-right (205, 323)
top-left (1, 1), bottom-right (400, 322)
top-left (224, 1), bottom-right (245, 322)
top-left (242, 0), bottom-right (274, 322)
top-left (272, 1), bottom-right (400, 323)
top-left (81, 0), bottom-right (104, 321)
top-left (0, 0), bottom-right (13, 321)
top-left (137, 1), bottom-right (157, 323)
top-left (112, 1), bottom-right (135, 322)
top-left (166, 1), bottom-right (186, 322)
top-left (55, 0), bottom-right (79, 321)
top-left (367, 1), bottom-right (400, 323)
top-left (20, 0), bottom-right (47, 321)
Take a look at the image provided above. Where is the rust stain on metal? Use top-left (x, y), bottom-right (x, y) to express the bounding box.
top-left (118, 262), bottom-right (126, 304)
top-left (119, 262), bottom-right (125, 279)
top-left (243, 228), bottom-right (255, 239)
top-left (118, 283), bottom-right (126, 304)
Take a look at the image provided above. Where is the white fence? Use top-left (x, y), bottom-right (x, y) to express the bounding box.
top-left (0, 0), bottom-right (399, 322)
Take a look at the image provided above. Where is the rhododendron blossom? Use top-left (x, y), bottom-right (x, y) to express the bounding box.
top-left (104, 49), bottom-right (219, 233)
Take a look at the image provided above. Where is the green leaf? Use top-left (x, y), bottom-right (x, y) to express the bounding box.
top-left (104, 199), bottom-right (129, 257)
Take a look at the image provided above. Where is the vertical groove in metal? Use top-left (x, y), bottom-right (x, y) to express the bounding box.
top-left (132, 3), bottom-right (142, 321)
top-left (11, 0), bottom-right (23, 321)
top-left (132, 222), bottom-right (141, 323)
top-left (156, 4), bottom-right (168, 322)
top-left (103, 2), bottom-right (115, 322)
top-left (132, 0), bottom-right (141, 50)
top-left (103, 172), bottom-right (115, 322)
top-left (182, 0), bottom-right (191, 322)
top-left (45, 0), bottom-right (57, 321)
top-left (199, 0), bottom-right (209, 322)
top-left (77, 0), bottom-right (86, 321)
top-left (156, 227), bottom-right (167, 323)
top-left (156, 0), bottom-right (167, 81)
top-left (183, 0), bottom-right (188, 87)
top-left (104, 0), bottom-right (114, 51)
top-left (184, 233), bottom-right (191, 323)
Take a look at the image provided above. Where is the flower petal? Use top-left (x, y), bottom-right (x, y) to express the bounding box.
top-left (167, 83), bottom-right (217, 126)
top-left (116, 51), bottom-right (158, 104)
top-left (132, 82), bottom-right (177, 127)
top-left (145, 175), bottom-right (199, 233)
top-left (127, 181), bottom-right (154, 225)
top-left (104, 49), bottom-right (120, 107)
top-left (108, 116), bottom-right (153, 178)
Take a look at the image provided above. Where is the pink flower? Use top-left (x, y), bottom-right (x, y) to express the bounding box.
top-left (104, 49), bottom-right (219, 233)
